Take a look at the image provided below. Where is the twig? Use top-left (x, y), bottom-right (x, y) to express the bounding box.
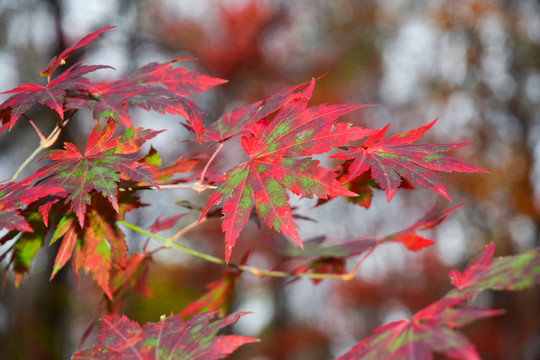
top-left (117, 220), bottom-right (363, 281)
top-left (11, 113), bottom-right (74, 181)
top-left (170, 217), bottom-right (208, 242)
top-left (120, 183), bottom-right (217, 191)
top-left (198, 141), bottom-right (225, 184)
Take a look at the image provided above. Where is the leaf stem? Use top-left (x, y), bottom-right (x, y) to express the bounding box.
top-left (11, 113), bottom-right (74, 181)
top-left (117, 219), bottom-right (362, 281)
top-left (199, 142), bottom-right (224, 184)
top-left (117, 220), bottom-right (225, 266)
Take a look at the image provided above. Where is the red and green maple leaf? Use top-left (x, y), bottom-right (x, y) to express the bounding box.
top-left (336, 243), bottom-right (540, 360)
top-left (0, 178), bottom-right (64, 231)
top-left (448, 242), bottom-right (540, 299)
top-left (331, 119), bottom-right (487, 201)
top-left (31, 119), bottom-right (161, 227)
top-left (336, 296), bottom-right (503, 360)
top-left (1, 210), bottom-right (48, 286)
top-left (72, 312), bottom-right (257, 360)
top-left (202, 80), bottom-right (312, 142)
top-left (202, 80), bottom-right (373, 262)
top-left (66, 58), bottom-right (226, 140)
top-left (49, 201), bottom-right (128, 300)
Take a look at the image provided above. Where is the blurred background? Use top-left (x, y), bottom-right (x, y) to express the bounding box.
top-left (0, 0), bottom-right (539, 359)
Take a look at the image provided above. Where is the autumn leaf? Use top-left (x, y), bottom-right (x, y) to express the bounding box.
top-left (72, 312), bottom-right (257, 360)
top-left (7, 211), bottom-right (47, 286)
top-left (31, 119), bottom-right (161, 227)
top-left (202, 80), bottom-right (313, 142)
top-left (202, 80), bottom-right (373, 261)
top-left (108, 252), bottom-right (154, 312)
top-left (283, 204), bottom-right (461, 259)
top-left (0, 178), bottom-right (64, 231)
top-left (40, 26), bottom-right (115, 77)
top-left (180, 272), bottom-right (239, 319)
top-left (331, 119), bottom-right (487, 201)
top-left (0, 60), bottom-right (111, 131)
top-left (384, 202), bottom-right (465, 251)
top-left (73, 204), bottom-right (127, 300)
top-left (447, 242), bottom-right (540, 299)
top-left (150, 214), bottom-right (186, 233)
top-left (141, 146), bottom-right (199, 184)
top-left (49, 213), bottom-right (79, 279)
top-left (335, 296), bottom-right (502, 360)
top-left (66, 58), bottom-right (226, 140)
top-left (336, 242), bottom-right (540, 360)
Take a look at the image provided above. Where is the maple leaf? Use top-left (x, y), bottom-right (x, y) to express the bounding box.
top-left (49, 213), bottom-right (79, 279)
top-left (49, 203), bottom-right (127, 300)
top-left (141, 147), bottom-right (198, 184)
top-left (180, 272), bottom-right (239, 319)
top-left (2, 210), bottom-right (48, 286)
top-left (65, 58), bottom-right (226, 140)
top-left (202, 80), bottom-right (312, 142)
top-left (282, 204), bottom-right (462, 259)
top-left (202, 80), bottom-right (373, 262)
top-left (335, 243), bottom-right (540, 360)
top-left (331, 119), bottom-right (488, 201)
top-left (447, 242), bottom-right (540, 299)
top-left (335, 296), bottom-right (502, 360)
top-left (0, 178), bottom-right (64, 231)
top-left (0, 60), bottom-right (111, 131)
top-left (40, 26), bottom-right (115, 78)
top-left (72, 312), bottom-right (257, 360)
top-left (108, 252), bottom-right (154, 313)
top-left (31, 119), bottom-right (161, 227)
top-left (47, 191), bottom-right (146, 299)
top-left (150, 214), bottom-right (186, 233)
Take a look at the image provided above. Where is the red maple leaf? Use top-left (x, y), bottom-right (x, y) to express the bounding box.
top-left (40, 26), bottom-right (115, 78)
top-left (31, 120), bottom-right (161, 227)
top-left (180, 272), bottom-right (239, 319)
top-left (331, 119), bottom-right (488, 201)
top-left (72, 312), bottom-right (257, 360)
top-left (0, 60), bottom-right (111, 131)
top-left (202, 80), bottom-right (312, 142)
top-left (0, 178), bottom-right (64, 231)
top-left (202, 80), bottom-right (373, 262)
top-left (66, 58), bottom-right (226, 140)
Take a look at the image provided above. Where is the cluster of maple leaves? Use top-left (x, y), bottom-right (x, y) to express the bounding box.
top-left (1, 26), bottom-right (539, 359)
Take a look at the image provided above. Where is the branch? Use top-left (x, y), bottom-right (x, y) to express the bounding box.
top-left (117, 219), bottom-right (367, 281)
